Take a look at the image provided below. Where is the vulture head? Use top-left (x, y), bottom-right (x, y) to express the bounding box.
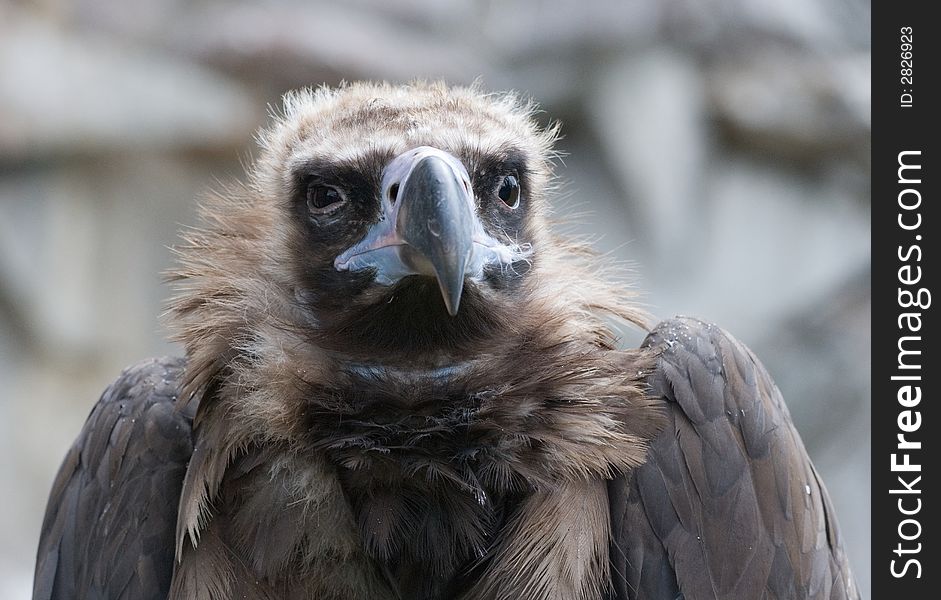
top-left (172, 82), bottom-right (647, 389)
top-left (269, 83), bottom-right (553, 357)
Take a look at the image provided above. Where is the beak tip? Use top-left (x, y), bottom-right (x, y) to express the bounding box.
top-left (440, 281), bottom-right (463, 317)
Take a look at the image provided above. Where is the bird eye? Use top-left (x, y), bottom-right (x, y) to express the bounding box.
top-left (497, 175), bottom-right (520, 209)
top-left (306, 183), bottom-right (346, 215)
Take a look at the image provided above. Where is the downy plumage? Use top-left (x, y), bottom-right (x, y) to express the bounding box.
top-left (34, 82), bottom-right (858, 600)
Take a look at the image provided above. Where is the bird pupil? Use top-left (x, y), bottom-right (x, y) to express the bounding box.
top-left (308, 184), bottom-right (340, 210)
top-left (498, 175), bottom-right (520, 208)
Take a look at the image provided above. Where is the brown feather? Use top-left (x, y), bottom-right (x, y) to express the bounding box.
top-left (33, 82), bottom-right (857, 600)
top-left (164, 82), bottom-right (659, 600)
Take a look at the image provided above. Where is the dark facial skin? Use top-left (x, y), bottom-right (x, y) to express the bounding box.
top-left (285, 144), bottom-right (538, 364)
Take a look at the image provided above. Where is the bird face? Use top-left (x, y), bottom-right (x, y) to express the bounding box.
top-left (257, 83), bottom-right (557, 359)
top-left (334, 145), bottom-right (531, 316)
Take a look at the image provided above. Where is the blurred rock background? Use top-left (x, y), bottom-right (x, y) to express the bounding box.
top-left (1, 0), bottom-right (870, 596)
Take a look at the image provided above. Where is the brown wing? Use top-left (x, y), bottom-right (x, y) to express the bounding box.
top-left (608, 318), bottom-right (859, 600)
top-left (33, 357), bottom-right (194, 600)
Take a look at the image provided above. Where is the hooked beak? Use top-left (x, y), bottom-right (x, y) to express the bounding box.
top-left (394, 153), bottom-right (474, 315)
top-left (334, 147), bottom-right (477, 316)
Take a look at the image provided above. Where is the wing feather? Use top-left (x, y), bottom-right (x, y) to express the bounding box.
top-left (33, 357), bottom-right (194, 600)
top-left (609, 318), bottom-right (858, 600)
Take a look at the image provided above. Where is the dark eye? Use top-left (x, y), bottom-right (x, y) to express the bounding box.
top-left (306, 183), bottom-right (345, 215)
top-left (497, 174), bottom-right (520, 209)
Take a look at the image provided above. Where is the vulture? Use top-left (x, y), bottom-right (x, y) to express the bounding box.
top-left (33, 82), bottom-right (859, 600)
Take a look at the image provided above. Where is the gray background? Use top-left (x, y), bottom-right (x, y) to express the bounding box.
top-left (1, 0), bottom-right (870, 596)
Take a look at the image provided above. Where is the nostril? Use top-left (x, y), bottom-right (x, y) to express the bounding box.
top-left (389, 183), bottom-right (400, 205)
